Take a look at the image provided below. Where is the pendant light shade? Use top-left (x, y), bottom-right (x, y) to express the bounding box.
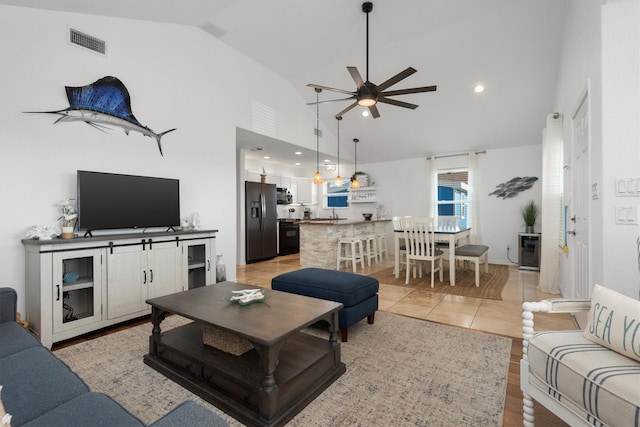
top-left (351, 138), bottom-right (360, 189)
top-left (334, 116), bottom-right (343, 186)
top-left (313, 88), bottom-right (323, 184)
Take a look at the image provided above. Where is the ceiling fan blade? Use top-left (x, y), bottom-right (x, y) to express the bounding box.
top-left (376, 67), bottom-right (417, 92)
top-left (306, 83), bottom-right (355, 96)
top-left (307, 96), bottom-right (356, 105)
top-left (377, 97), bottom-right (419, 110)
top-left (335, 101), bottom-right (359, 118)
top-left (347, 66), bottom-right (365, 89)
top-left (369, 104), bottom-right (380, 118)
top-left (381, 85), bottom-right (437, 97)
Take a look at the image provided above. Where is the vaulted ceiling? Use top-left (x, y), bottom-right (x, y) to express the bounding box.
top-left (0, 0), bottom-right (566, 165)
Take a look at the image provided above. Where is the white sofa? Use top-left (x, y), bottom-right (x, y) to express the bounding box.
top-left (520, 286), bottom-right (640, 427)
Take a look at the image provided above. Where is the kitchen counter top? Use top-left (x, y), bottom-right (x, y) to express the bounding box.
top-left (300, 219), bottom-right (391, 225)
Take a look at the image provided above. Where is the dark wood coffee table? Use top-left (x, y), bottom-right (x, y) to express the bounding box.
top-left (143, 281), bottom-right (345, 427)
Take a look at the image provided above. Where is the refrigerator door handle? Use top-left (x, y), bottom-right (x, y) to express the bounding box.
top-left (260, 192), bottom-right (266, 231)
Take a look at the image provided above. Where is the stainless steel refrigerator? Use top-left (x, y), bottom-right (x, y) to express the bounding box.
top-left (245, 181), bottom-right (278, 263)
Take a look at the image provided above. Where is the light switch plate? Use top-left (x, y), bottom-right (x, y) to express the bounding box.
top-left (615, 178), bottom-right (640, 197)
top-left (615, 205), bottom-right (638, 224)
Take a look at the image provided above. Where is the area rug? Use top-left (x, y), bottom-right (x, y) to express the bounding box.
top-left (54, 312), bottom-right (512, 426)
top-left (369, 264), bottom-right (509, 300)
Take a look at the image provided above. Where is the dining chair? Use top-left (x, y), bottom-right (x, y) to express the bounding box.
top-left (435, 215), bottom-right (462, 258)
top-left (454, 244), bottom-right (489, 287)
top-left (403, 217), bottom-right (443, 287)
top-left (392, 216), bottom-right (409, 275)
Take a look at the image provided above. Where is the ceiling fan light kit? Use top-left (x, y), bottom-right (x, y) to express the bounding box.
top-left (307, 2), bottom-right (437, 119)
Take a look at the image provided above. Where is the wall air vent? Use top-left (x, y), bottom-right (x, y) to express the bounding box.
top-left (68, 28), bottom-right (106, 55)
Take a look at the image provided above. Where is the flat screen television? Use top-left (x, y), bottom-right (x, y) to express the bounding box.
top-left (77, 170), bottom-right (180, 232)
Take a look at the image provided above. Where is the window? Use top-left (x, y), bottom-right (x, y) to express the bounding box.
top-left (324, 180), bottom-right (350, 208)
top-left (437, 170), bottom-right (469, 228)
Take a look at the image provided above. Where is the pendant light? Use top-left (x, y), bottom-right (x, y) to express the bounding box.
top-left (351, 138), bottom-right (360, 189)
top-left (313, 88), bottom-right (323, 184)
top-left (334, 116), bottom-right (343, 186)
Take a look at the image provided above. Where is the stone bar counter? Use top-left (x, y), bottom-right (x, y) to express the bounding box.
top-left (299, 219), bottom-right (392, 269)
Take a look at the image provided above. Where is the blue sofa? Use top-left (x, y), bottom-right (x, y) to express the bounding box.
top-left (0, 287), bottom-right (228, 427)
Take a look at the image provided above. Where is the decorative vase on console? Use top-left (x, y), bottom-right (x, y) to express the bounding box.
top-left (58, 200), bottom-right (77, 239)
top-left (216, 255), bottom-right (226, 283)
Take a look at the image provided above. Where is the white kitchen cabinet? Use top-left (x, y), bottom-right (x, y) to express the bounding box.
top-left (23, 229), bottom-right (217, 348)
top-left (295, 177), bottom-right (314, 204)
top-left (279, 176), bottom-right (292, 189)
top-left (245, 170), bottom-right (262, 183)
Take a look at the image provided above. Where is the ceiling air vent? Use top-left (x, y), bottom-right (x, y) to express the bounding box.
top-left (68, 28), bottom-right (106, 55)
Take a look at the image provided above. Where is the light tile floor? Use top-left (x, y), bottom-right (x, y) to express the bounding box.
top-left (236, 254), bottom-right (577, 339)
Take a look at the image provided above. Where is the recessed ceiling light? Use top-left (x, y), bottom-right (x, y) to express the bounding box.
top-left (474, 84), bottom-right (485, 93)
top-left (294, 151), bottom-right (302, 155)
top-left (362, 110), bottom-right (370, 117)
top-left (295, 162), bottom-right (301, 166)
top-left (323, 159), bottom-right (330, 163)
top-left (263, 156), bottom-right (270, 159)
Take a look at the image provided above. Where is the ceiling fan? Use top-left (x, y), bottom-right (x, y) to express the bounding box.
top-left (307, 2), bottom-right (437, 119)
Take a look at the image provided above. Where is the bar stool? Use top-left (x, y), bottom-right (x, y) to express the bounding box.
top-left (376, 233), bottom-right (388, 260)
top-left (337, 237), bottom-right (365, 272)
top-left (361, 234), bottom-right (379, 266)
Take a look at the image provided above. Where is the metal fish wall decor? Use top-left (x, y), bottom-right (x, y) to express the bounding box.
top-left (489, 176), bottom-right (538, 199)
top-left (26, 76), bottom-right (176, 156)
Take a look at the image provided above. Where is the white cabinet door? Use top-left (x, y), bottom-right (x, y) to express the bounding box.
top-left (279, 176), bottom-right (292, 189)
top-left (52, 249), bottom-right (103, 333)
top-left (245, 170), bottom-right (261, 183)
top-left (266, 174), bottom-right (280, 185)
top-left (295, 177), bottom-right (313, 203)
top-left (147, 241), bottom-right (181, 298)
top-left (182, 238), bottom-right (215, 289)
top-left (107, 245), bottom-right (147, 319)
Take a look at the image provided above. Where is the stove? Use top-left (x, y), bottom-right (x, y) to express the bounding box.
top-left (278, 219), bottom-right (300, 255)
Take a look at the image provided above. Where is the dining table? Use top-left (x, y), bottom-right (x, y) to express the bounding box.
top-left (394, 227), bottom-right (471, 286)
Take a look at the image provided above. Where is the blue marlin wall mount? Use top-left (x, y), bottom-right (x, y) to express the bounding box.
top-left (26, 76), bottom-right (176, 156)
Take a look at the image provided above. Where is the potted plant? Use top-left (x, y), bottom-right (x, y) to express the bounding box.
top-left (521, 200), bottom-right (539, 233)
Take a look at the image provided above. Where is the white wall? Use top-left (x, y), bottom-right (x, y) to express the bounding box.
top-left (0, 5), bottom-right (318, 313)
top-left (554, 0), bottom-right (603, 297)
top-left (362, 145), bottom-right (542, 265)
top-left (555, 0), bottom-right (640, 299)
top-left (600, 0), bottom-right (640, 299)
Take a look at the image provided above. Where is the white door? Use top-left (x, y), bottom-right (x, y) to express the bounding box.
top-left (570, 86), bottom-right (591, 298)
top-left (147, 241), bottom-right (181, 299)
top-left (107, 245), bottom-right (147, 319)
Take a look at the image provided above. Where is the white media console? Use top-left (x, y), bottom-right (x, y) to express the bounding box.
top-left (22, 229), bottom-right (217, 348)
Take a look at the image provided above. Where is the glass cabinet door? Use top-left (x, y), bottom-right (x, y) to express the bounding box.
top-left (52, 249), bottom-right (103, 333)
top-left (183, 239), bottom-right (213, 289)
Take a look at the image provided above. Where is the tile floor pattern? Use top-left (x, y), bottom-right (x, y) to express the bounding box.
top-left (236, 254), bottom-right (577, 339)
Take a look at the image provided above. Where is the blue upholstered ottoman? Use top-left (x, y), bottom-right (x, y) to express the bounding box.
top-left (271, 268), bottom-right (379, 342)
